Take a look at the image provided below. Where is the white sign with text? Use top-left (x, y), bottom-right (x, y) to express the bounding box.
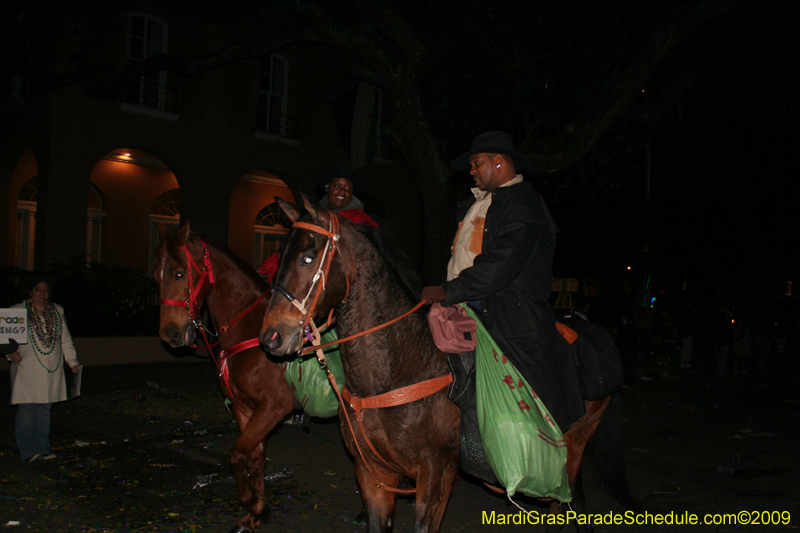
top-left (0, 309), bottom-right (29, 345)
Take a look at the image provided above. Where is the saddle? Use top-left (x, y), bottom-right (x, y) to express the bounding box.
top-left (557, 317), bottom-right (625, 401)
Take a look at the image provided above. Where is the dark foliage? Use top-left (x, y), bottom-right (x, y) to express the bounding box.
top-left (0, 260), bottom-right (159, 337)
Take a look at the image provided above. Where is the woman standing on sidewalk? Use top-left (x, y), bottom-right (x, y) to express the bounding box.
top-left (5, 277), bottom-right (80, 462)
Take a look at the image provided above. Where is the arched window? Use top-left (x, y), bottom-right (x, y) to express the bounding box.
top-left (148, 189), bottom-right (180, 273)
top-left (253, 202), bottom-right (291, 268)
top-left (123, 13), bottom-right (174, 112)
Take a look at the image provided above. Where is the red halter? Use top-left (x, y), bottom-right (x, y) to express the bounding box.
top-left (159, 238), bottom-right (267, 417)
top-left (160, 239), bottom-right (268, 335)
top-left (160, 239), bottom-right (215, 324)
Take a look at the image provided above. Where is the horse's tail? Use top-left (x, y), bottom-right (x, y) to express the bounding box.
top-left (586, 391), bottom-right (640, 511)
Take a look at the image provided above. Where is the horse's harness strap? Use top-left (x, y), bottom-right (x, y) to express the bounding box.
top-left (220, 338), bottom-right (261, 360)
top-left (341, 374), bottom-right (454, 423)
top-left (298, 300), bottom-right (426, 356)
top-left (159, 239), bottom-right (215, 324)
top-left (324, 369), bottom-right (416, 495)
top-left (160, 298), bottom-right (187, 308)
top-left (218, 291), bottom-right (268, 334)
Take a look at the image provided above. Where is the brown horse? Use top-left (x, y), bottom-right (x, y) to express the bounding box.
top-left (260, 195), bottom-right (634, 533)
top-left (154, 222), bottom-right (294, 533)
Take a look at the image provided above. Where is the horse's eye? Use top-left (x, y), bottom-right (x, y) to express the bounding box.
top-left (301, 255), bottom-right (314, 266)
top-left (174, 271), bottom-right (185, 280)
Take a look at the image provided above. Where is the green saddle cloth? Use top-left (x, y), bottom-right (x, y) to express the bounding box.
top-left (280, 325), bottom-right (345, 419)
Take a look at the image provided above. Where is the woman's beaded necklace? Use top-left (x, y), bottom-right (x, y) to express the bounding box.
top-left (26, 299), bottom-right (62, 373)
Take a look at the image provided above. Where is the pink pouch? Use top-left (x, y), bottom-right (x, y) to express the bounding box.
top-left (427, 302), bottom-right (478, 353)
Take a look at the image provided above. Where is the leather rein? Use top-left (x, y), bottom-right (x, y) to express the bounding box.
top-left (159, 238), bottom-right (267, 413)
top-left (271, 213), bottom-right (452, 494)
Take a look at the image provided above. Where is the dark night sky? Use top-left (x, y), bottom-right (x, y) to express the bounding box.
top-left (548, 73), bottom-right (798, 307)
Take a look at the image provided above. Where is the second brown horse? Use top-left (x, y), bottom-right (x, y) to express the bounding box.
top-left (155, 222), bottom-right (294, 533)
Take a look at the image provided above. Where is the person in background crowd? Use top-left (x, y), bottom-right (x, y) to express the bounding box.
top-left (751, 310), bottom-right (774, 374)
top-left (714, 307), bottom-right (735, 376)
top-left (6, 278), bottom-right (80, 462)
top-left (618, 314), bottom-right (639, 387)
top-left (732, 320), bottom-right (751, 376)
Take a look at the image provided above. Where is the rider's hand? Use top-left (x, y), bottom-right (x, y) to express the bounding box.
top-left (422, 286), bottom-right (447, 304)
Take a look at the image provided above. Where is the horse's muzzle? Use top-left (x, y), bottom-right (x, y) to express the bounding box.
top-left (260, 321), bottom-right (301, 356)
top-left (162, 323), bottom-right (195, 348)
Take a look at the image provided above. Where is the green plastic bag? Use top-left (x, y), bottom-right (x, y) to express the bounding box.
top-left (280, 326), bottom-right (345, 418)
top-left (463, 304), bottom-right (571, 502)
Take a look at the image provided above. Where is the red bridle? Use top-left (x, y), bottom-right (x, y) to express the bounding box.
top-left (160, 239), bottom-right (215, 325)
top-left (160, 239), bottom-right (267, 336)
top-left (158, 238), bottom-right (267, 417)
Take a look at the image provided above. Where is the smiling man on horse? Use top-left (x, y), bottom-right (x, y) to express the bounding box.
top-left (257, 164), bottom-right (378, 284)
top-left (422, 130), bottom-right (585, 435)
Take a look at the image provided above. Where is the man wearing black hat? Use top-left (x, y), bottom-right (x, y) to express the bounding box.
top-left (422, 131), bottom-right (584, 434)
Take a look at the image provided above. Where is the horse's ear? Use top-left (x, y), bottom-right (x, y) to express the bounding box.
top-left (276, 197), bottom-right (300, 223)
top-left (158, 224), bottom-right (170, 244)
top-left (299, 192), bottom-right (320, 220)
top-left (177, 220), bottom-right (191, 246)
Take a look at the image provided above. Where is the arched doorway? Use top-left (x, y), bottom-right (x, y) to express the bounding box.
top-left (91, 148), bottom-right (178, 271)
top-left (14, 178), bottom-right (109, 269)
top-left (86, 182), bottom-right (107, 264)
top-left (15, 177), bottom-right (38, 269)
top-left (228, 171), bottom-right (294, 267)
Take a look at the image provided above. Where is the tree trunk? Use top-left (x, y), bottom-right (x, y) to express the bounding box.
top-left (383, 93), bottom-right (454, 285)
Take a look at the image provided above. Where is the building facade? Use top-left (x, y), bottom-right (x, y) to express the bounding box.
top-left (1, 4), bottom-right (422, 274)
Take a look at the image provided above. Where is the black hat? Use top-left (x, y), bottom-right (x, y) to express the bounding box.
top-left (315, 164), bottom-right (366, 194)
top-left (450, 131), bottom-right (534, 172)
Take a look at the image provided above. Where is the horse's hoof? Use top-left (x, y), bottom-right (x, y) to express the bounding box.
top-left (353, 509), bottom-right (367, 525)
top-left (258, 504), bottom-right (271, 526)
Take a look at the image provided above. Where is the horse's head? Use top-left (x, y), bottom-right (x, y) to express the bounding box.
top-left (154, 221), bottom-right (214, 347)
top-left (260, 194), bottom-right (352, 356)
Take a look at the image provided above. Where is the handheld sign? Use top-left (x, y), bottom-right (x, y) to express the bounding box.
top-left (0, 309), bottom-right (28, 345)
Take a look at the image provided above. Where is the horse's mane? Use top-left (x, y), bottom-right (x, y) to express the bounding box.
top-left (353, 224), bottom-right (422, 303)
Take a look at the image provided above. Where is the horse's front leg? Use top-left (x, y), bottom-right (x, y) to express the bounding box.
top-left (229, 400), bottom-right (287, 532)
top-left (354, 458), bottom-right (399, 533)
top-left (413, 457), bottom-right (458, 533)
top-left (229, 407), bottom-right (259, 532)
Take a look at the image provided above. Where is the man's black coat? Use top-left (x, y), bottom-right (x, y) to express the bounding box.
top-left (442, 182), bottom-right (585, 433)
